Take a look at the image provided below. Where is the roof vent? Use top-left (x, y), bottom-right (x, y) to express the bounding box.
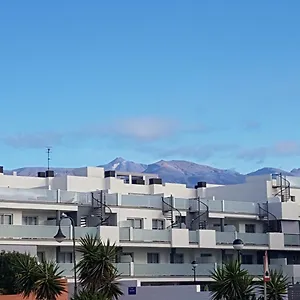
top-left (37, 172), bottom-right (46, 178)
top-left (0, 166), bottom-right (3, 174)
top-left (105, 170), bottom-right (116, 178)
top-left (195, 181), bottom-right (207, 189)
top-left (45, 170), bottom-right (54, 177)
top-left (149, 178), bottom-right (162, 185)
top-left (132, 178), bottom-right (145, 185)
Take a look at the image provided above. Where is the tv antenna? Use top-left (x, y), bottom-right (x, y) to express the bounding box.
top-left (46, 147), bottom-right (52, 170)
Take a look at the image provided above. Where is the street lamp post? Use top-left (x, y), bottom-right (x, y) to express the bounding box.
top-left (191, 260), bottom-right (197, 282)
top-left (233, 238), bottom-right (244, 263)
top-left (54, 213), bottom-right (77, 296)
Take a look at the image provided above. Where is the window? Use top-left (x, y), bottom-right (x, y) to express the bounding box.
top-left (152, 219), bottom-right (164, 230)
top-left (147, 253), bottom-right (160, 264)
top-left (58, 252), bottom-right (73, 263)
top-left (23, 216), bottom-right (38, 225)
top-left (245, 224), bottom-right (256, 233)
top-left (127, 218), bottom-right (143, 229)
top-left (242, 255), bottom-right (253, 264)
top-left (0, 214), bottom-right (12, 225)
top-left (201, 253), bottom-right (212, 257)
top-left (173, 253), bottom-right (184, 264)
top-left (37, 252), bottom-right (45, 263)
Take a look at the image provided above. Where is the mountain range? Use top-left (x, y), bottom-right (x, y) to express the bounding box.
top-left (4, 157), bottom-right (300, 187)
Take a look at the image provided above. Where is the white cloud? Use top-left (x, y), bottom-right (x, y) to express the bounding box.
top-left (237, 140), bottom-right (300, 162)
top-left (0, 116), bottom-right (180, 148)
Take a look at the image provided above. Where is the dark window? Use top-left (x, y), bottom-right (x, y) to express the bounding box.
top-left (152, 219), bottom-right (164, 230)
top-left (58, 252), bottom-right (73, 263)
top-left (242, 255), bottom-right (253, 264)
top-left (173, 253), bottom-right (184, 264)
top-left (127, 218), bottom-right (143, 229)
top-left (37, 252), bottom-right (45, 262)
top-left (147, 253), bottom-right (160, 264)
top-left (245, 224), bottom-right (256, 233)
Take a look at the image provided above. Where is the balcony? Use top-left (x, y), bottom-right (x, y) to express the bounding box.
top-left (58, 263), bottom-right (131, 277)
top-left (119, 228), bottom-right (170, 243)
top-left (0, 225), bottom-right (98, 240)
top-left (134, 263), bottom-right (214, 277)
top-left (132, 229), bottom-right (170, 243)
top-left (0, 187), bottom-right (91, 205)
top-left (0, 187), bottom-right (58, 203)
top-left (216, 232), bottom-right (269, 246)
top-left (284, 234), bottom-right (300, 246)
top-left (120, 195), bottom-right (162, 209)
top-left (57, 262), bottom-right (287, 279)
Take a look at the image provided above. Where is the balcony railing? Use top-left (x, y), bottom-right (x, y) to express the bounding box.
top-left (189, 231), bottom-right (198, 244)
top-left (133, 263), bottom-right (215, 277)
top-left (216, 232), bottom-right (269, 246)
top-left (284, 234), bottom-right (300, 246)
top-left (58, 263), bottom-right (131, 277)
top-left (0, 187), bottom-right (93, 205)
top-left (58, 262), bottom-right (287, 278)
top-left (132, 229), bottom-right (170, 243)
top-left (0, 225), bottom-right (98, 240)
top-left (0, 187), bottom-right (58, 203)
top-left (238, 233), bottom-right (269, 246)
top-left (0, 186), bottom-right (263, 217)
top-left (119, 228), bottom-right (171, 243)
top-left (119, 228), bottom-right (280, 247)
top-left (216, 232), bottom-right (236, 244)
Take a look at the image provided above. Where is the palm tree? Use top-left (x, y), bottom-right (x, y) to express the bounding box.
top-left (14, 254), bottom-right (66, 300)
top-left (257, 269), bottom-right (289, 300)
top-left (210, 260), bottom-right (255, 300)
top-left (76, 234), bottom-right (123, 299)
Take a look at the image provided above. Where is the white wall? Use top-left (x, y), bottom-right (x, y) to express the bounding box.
top-left (0, 169), bottom-right (197, 198)
top-left (0, 173), bottom-right (46, 188)
top-left (205, 179), bottom-right (268, 202)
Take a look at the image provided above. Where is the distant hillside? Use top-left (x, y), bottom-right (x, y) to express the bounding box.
top-left (4, 157), bottom-right (298, 187)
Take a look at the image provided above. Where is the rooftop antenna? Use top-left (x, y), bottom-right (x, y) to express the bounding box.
top-left (46, 147), bottom-right (52, 170)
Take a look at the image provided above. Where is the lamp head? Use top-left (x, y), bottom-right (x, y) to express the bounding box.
top-left (233, 238), bottom-right (244, 250)
top-left (54, 226), bottom-right (66, 243)
top-left (191, 260), bottom-right (198, 268)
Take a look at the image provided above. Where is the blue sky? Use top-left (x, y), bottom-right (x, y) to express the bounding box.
top-left (0, 1), bottom-right (299, 173)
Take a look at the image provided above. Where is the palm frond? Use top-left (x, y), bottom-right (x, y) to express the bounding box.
top-left (77, 234), bottom-right (123, 298)
top-left (210, 260), bottom-right (255, 300)
top-left (257, 269), bottom-right (289, 300)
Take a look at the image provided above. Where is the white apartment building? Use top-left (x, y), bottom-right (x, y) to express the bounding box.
top-left (1, 165), bottom-right (300, 286)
